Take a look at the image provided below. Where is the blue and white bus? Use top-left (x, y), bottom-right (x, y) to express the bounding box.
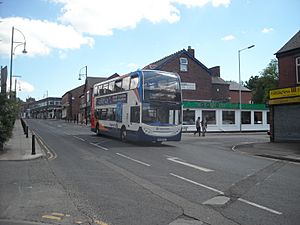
top-left (91, 70), bottom-right (182, 142)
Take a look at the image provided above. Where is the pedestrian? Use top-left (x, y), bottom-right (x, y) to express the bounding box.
top-left (194, 117), bottom-right (201, 136)
top-left (201, 118), bottom-right (207, 136)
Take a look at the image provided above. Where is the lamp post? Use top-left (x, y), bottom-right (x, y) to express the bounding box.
top-left (78, 66), bottom-right (88, 124)
top-left (238, 44), bottom-right (255, 132)
top-left (9, 26), bottom-right (27, 97)
top-left (12, 75), bottom-right (22, 99)
top-left (78, 65), bottom-right (87, 81)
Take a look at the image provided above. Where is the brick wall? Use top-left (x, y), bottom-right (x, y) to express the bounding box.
top-left (278, 53), bottom-right (298, 88)
top-left (212, 83), bottom-right (230, 102)
top-left (159, 52), bottom-right (213, 100)
top-left (229, 90), bottom-right (252, 104)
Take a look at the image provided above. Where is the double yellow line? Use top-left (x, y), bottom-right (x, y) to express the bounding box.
top-left (34, 132), bottom-right (57, 160)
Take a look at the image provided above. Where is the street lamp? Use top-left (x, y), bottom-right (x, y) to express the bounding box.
top-left (78, 66), bottom-right (88, 124)
top-left (9, 26), bottom-right (27, 97)
top-left (78, 65), bottom-right (87, 80)
top-left (238, 44), bottom-right (255, 132)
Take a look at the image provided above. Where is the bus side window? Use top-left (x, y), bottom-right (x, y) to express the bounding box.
top-left (100, 109), bottom-right (107, 120)
top-left (94, 86), bottom-right (98, 96)
top-left (109, 82), bottom-right (115, 93)
top-left (103, 83), bottom-right (109, 95)
top-left (130, 76), bottom-right (139, 89)
top-left (98, 85), bottom-right (103, 95)
top-left (115, 80), bottom-right (122, 92)
top-left (130, 106), bottom-right (140, 123)
top-left (122, 77), bottom-right (130, 91)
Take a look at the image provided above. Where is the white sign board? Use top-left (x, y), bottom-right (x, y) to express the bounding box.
top-left (181, 82), bottom-right (196, 90)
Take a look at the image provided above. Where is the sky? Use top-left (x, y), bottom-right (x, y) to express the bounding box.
top-left (0, 0), bottom-right (299, 101)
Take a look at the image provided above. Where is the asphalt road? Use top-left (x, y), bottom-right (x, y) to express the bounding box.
top-left (1, 119), bottom-right (299, 225)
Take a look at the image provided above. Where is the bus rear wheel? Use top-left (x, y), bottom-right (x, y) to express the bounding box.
top-left (120, 127), bottom-right (127, 142)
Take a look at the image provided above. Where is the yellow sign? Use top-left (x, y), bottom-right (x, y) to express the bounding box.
top-left (268, 96), bottom-right (300, 105)
top-left (270, 86), bottom-right (300, 99)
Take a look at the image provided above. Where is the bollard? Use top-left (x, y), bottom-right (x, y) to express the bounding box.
top-left (26, 126), bottom-right (29, 138)
top-left (32, 134), bottom-right (36, 155)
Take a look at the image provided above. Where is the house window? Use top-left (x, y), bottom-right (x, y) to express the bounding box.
top-left (296, 57), bottom-right (300, 84)
top-left (180, 57), bottom-right (188, 72)
top-left (86, 90), bottom-right (90, 103)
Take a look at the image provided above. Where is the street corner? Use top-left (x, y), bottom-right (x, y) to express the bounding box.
top-left (232, 141), bottom-right (300, 163)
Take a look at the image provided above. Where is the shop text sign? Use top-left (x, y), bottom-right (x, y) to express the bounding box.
top-left (270, 86), bottom-right (300, 99)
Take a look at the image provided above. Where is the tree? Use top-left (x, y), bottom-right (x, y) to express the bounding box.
top-left (0, 94), bottom-right (19, 150)
top-left (245, 59), bottom-right (278, 104)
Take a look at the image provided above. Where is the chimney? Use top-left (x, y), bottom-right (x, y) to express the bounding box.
top-left (187, 46), bottom-right (195, 58)
top-left (209, 66), bottom-right (220, 77)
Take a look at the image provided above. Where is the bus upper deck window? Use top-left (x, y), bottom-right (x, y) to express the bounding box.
top-left (130, 76), bottom-right (139, 89)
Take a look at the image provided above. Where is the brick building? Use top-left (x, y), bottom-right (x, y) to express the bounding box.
top-left (227, 81), bottom-right (252, 104)
top-left (144, 46), bottom-right (269, 132)
top-left (61, 85), bottom-right (85, 122)
top-left (269, 30), bottom-right (300, 142)
top-left (79, 77), bottom-right (107, 124)
top-left (144, 46), bottom-right (229, 102)
top-left (26, 97), bottom-right (62, 119)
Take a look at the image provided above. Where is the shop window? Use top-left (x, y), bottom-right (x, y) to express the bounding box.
top-left (241, 111), bottom-right (251, 124)
top-left (202, 110), bottom-right (216, 125)
top-left (222, 111), bottom-right (235, 124)
top-left (254, 111), bottom-right (262, 124)
top-left (183, 110), bottom-right (195, 125)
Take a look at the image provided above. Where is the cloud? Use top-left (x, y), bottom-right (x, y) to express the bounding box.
top-left (18, 80), bottom-right (35, 93)
top-left (127, 63), bottom-right (139, 70)
top-left (0, 17), bottom-right (94, 57)
top-left (175, 0), bottom-right (231, 8)
top-left (53, 0), bottom-right (231, 35)
top-left (0, 0), bottom-right (231, 57)
top-left (262, 28), bottom-right (273, 34)
top-left (7, 78), bottom-right (35, 93)
top-left (221, 35), bottom-right (235, 41)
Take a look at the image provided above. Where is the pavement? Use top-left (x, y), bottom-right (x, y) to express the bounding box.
top-left (0, 119), bottom-right (299, 163)
top-left (0, 119), bottom-right (44, 161)
top-left (233, 141), bottom-right (300, 163)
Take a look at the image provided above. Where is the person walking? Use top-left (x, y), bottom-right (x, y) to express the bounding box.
top-left (201, 118), bottom-right (207, 136)
top-left (194, 117), bottom-right (201, 136)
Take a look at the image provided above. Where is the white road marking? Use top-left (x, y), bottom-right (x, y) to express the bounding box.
top-left (116, 153), bottom-right (151, 167)
top-left (90, 142), bottom-right (109, 151)
top-left (167, 157), bottom-right (214, 172)
top-left (73, 136), bottom-right (85, 142)
top-left (171, 173), bottom-right (282, 215)
top-left (238, 198), bottom-right (282, 215)
top-left (170, 173), bottom-right (223, 194)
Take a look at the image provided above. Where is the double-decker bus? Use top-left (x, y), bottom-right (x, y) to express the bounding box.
top-left (91, 70), bottom-right (182, 142)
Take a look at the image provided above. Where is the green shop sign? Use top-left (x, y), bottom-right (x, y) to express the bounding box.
top-left (183, 101), bottom-right (268, 110)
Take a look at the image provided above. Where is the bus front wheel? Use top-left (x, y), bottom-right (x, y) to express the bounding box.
top-left (120, 127), bottom-right (127, 142)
